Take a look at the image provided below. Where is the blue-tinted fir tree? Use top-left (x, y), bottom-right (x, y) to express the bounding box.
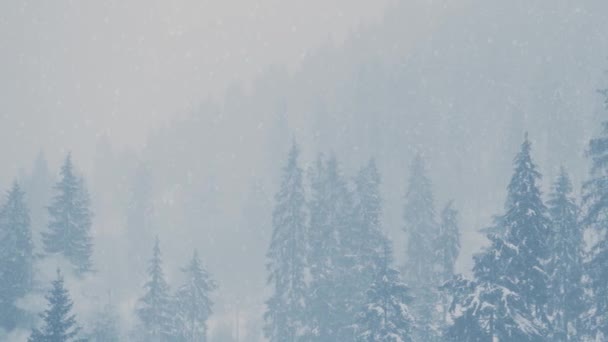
top-left (264, 142), bottom-right (308, 342)
top-left (346, 159), bottom-right (396, 340)
top-left (356, 241), bottom-right (415, 342)
top-left (352, 159), bottom-right (391, 293)
top-left (442, 275), bottom-right (489, 342)
top-left (489, 134), bottom-right (551, 316)
top-left (28, 270), bottom-right (84, 342)
top-left (581, 104), bottom-right (608, 340)
top-left (446, 135), bottom-right (550, 341)
top-left (175, 250), bottom-right (217, 342)
top-left (0, 182), bottom-right (35, 330)
top-left (402, 154), bottom-right (441, 340)
top-left (546, 168), bottom-right (584, 341)
top-left (305, 154), bottom-right (355, 341)
top-left (43, 154), bottom-right (94, 274)
top-left (137, 237), bottom-right (174, 342)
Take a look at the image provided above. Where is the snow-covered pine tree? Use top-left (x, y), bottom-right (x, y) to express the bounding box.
top-left (175, 250), bottom-right (217, 342)
top-left (471, 240), bottom-right (546, 341)
top-left (581, 102), bottom-right (608, 340)
top-left (498, 134), bottom-right (552, 318)
top-left (444, 269), bottom-right (545, 341)
top-left (137, 237), bottom-right (174, 342)
top-left (445, 135), bottom-right (550, 341)
top-left (442, 275), bottom-right (490, 342)
top-left (356, 240), bottom-right (415, 342)
top-left (28, 269), bottom-right (84, 342)
top-left (546, 168), bottom-right (584, 341)
top-left (43, 154), bottom-right (94, 274)
top-left (352, 159), bottom-right (389, 291)
top-left (0, 181), bottom-right (35, 330)
top-left (402, 154), bottom-right (441, 340)
top-left (264, 142), bottom-right (308, 342)
top-left (305, 154), bottom-right (355, 341)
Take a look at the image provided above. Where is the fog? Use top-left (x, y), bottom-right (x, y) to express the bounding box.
top-left (2, 0), bottom-right (608, 341)
top-left (0, 0), bottom-right (389, 156)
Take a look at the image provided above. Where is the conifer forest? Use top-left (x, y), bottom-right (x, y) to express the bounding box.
top-left (3, 1), bottom-right (608, 341)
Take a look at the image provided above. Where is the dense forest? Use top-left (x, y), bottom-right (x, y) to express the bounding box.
top-left (3, 93), bottom-right (608, 340)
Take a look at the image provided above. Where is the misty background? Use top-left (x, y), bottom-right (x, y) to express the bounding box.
top-left (2, 0), bottom-right (608, 339)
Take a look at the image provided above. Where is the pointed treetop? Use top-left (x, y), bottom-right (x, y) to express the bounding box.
top-left (356, 158), bottom-right (380, 184)
top-left (6, 180), bottom-right (25, 202)
top-left (407, 153), bottom-right (432, 191)
top-left (28, 267), bottom-right (82, 342)
top-left (519, 132), bottom-right (532, 160)
top-left (60, 153), bottom-right (75, 180)
top-left (505, 133), bottom-right (543, 211)
top-left (554, 166), bottom-right (573, 195)
top-left (286, 140), bottom-right (300, 169)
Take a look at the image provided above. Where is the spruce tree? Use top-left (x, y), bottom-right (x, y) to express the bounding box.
top-left (496, 134), bottom-right (552, 317)
top-left (581, 107), bottom-right (608, 339)
top-left (305, 154), bottom-right (355, 341)
top-left (0, 181), bottom-right (35, 330)
top-left (402, 154), bottom-right (441, 340)
top-left (547, 168), bottom-right (584, 341)
top-left (356, 241), bottom-right (415, 342)
top-left (264, 142), bottom-right (308, 342)
top-left (28, 269), bottom-right (84, 342)
top-left (442, 275), bottom-right (489, 342)
top-left (352, 159), bottom-right (389, 289)
top-left (445, 135), bottom-right (550, 341)
top-left (444, 272), bottom-right (544, 341)
top-left (175, 250), bottom-right (217, 342)
top-left (43, 154), bottom-right (94, 274)
top-left (137, 237), bottom-right (174, 341)
top-left (350, 159), bottom-right (396, 335)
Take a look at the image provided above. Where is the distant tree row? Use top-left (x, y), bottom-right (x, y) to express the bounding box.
top-left (441, 91), bottom-right (608, 341)
top-left (263, 142), bottom-right (454, 342)
top-left (264, 91), bottom-right (608, 342)
top-left (0, 154), bottom-right (93, 337)
top-left (0, 154), bottom-right (217, 341)
top-left (4, 94), bottom-right (608, 342)
top-left (135, 237), bottom-right (217, 342)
